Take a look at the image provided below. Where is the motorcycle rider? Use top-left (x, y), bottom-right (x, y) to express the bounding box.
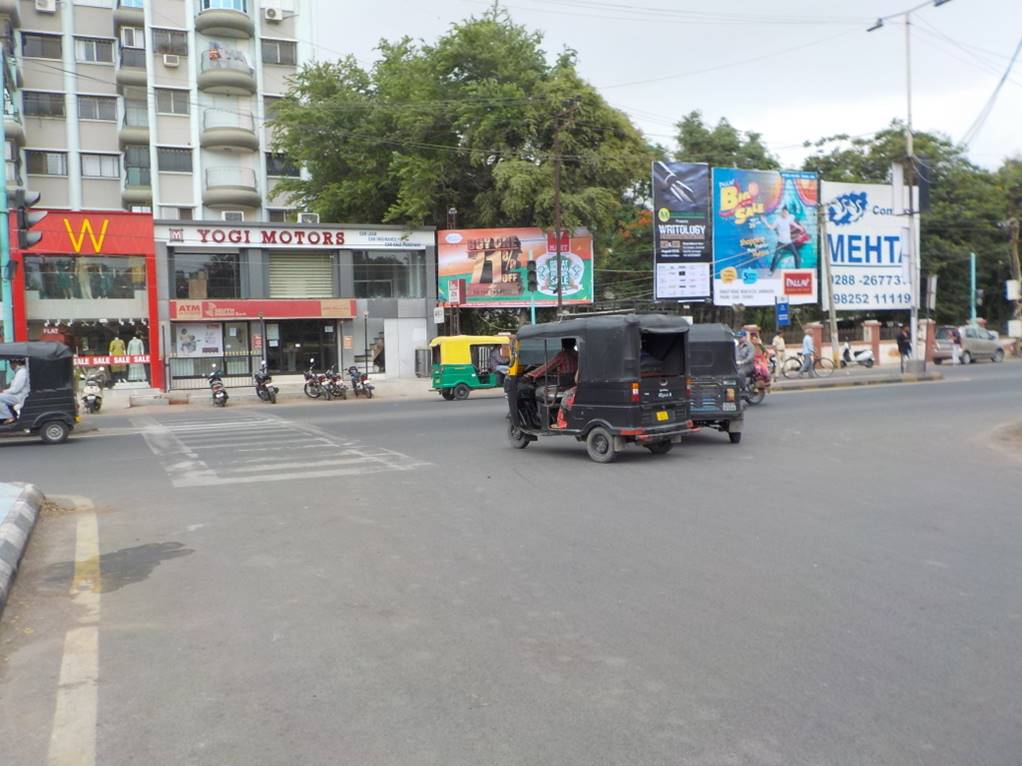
top-left (734, 331), bottom-right (755, 393)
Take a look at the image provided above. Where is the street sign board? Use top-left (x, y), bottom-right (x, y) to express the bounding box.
top-left (433, 306), bottom-right (445, 324)
top-left (776, 299), bottom-right (790, 327)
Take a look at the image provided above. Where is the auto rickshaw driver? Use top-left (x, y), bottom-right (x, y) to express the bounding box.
top-left (525, 337), bottom-right (578, 383)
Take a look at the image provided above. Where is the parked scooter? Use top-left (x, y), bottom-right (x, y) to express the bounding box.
top-left (208, 367), bottom-right (228, 407)
top-left (254, 361), bottom-right (278, 404)
top-left (840, 342), bottom-right (875, 368)
top-left (80, 367), bottom-right (105, 413)
top-left (347, 366), bottom-right (374, 399)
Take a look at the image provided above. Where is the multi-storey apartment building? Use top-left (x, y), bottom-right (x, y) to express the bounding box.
top-left (4, 0), bottom-right (312, 222)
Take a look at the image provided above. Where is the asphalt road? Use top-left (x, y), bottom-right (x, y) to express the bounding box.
top-left (2, 362), bottom-right (1020, 765)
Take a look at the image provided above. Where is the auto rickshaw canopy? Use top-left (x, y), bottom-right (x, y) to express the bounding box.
top-left (516, 314), bottom-right (690, 383)
top-left (0, 342), bottom-right (75, 391)
top-left (687, 323), bottom-right (739, 377)
top-left (429, 334), bottom-right (510, 366)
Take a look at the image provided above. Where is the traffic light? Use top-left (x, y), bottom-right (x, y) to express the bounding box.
top-left (526, 260), bottom-right (538, 292)
top-left (13, 189), bottom-right (46, 250)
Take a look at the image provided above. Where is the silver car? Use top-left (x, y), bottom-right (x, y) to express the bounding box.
top-left (933, 325), bottom-right (1004, 364)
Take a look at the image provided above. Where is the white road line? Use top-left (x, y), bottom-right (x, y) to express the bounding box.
top-left (172, 462), bottom-right (424, 487)
top-left (47, 497), bottom-right (99, 766)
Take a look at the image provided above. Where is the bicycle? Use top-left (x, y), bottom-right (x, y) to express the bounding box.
top-left (781, 352), bottom-right (835, 379)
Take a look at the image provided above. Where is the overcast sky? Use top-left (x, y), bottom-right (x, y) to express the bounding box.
top-left (315, 0), bottom-right (1021, 171)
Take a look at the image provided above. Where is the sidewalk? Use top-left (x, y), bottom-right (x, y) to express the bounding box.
top-left (773, 363), bottom-right (943, 391)
top-left (0, 483), bottom-right (44, 619)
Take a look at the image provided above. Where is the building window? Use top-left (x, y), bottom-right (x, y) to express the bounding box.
top-left (152, 29), bottom-right (188, 56)
top-left (159, 206), bottom-right (194, 221)
top-left (78, 95), bottom-right (118, 121)
top-left (124, 145), bottom-right (151, 186)
top-left (157, 147), bottom-right (193, 173)
top-left (173, 253), bottom-right (241, 299)
top-left (120, 27), bottom-right (144, 49)
top-left (155, 89), bottom-right (190, 116)
top-left (75, 38), bottom-right (115, 64)
top-left (267, 209), bottom-right (297, 223)
top-left (263, 96), bottom-right (282, 120)
top-left (24, 255), bottom-right (147, 300)
top-left (23, 91), bottom-right (65, 118)
top-left (265, 152), bottom-right (299, 178)
top-left (81, 153), bottom-right (121, 179)
top-left (353, 251), bottom-right (426, 299)
top-left (200, 0), bottom-right (249, 11)
top-left (21, 33), bottom-right (62, 60)
top-left (261, 39), bottom-right (297, 66)
top-left (26, 151), bottom-right (68, 177)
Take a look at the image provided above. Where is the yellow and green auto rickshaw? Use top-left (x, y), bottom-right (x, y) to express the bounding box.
top-left (430, 335), bottom-right (511, 400)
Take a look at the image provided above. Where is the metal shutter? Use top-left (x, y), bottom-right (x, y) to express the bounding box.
top-left (267, 252), bottom-right (334, 298)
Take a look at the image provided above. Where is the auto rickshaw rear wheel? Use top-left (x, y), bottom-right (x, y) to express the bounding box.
top-left (586, 426), bottom-right (617, 463)
top-left (728, 431), bottom-right (742, 444)
top-left (453, 383), bottom-right (471, 400)
top-left (40, 420), bottom-right (70, 445)
top-left (645, 440), bottom-right (673, 455)
top-left (507, 417), bottom-right (530, 449)
top-left (441, 389), bottom-right (455, 400)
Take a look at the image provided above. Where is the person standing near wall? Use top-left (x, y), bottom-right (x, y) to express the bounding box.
top-left (897, 326), bottom-right (912, 372)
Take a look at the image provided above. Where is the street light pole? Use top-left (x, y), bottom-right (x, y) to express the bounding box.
top-left (552, 96), bottom-right (580, 315)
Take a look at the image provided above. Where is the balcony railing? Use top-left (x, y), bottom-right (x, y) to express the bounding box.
top-left (118, 0), bottom-right (144, 7)
top-left (202, 109), bottom-right (255, 131)
top-left (206, 166), bottom-right (257, 190)
top-left (125, 167), bottom-right (152, 187)
top-left (199, 48), bottom-right (253, 75)
top-left (120, 47), bottom-right (146, 68)
top-left (200, 0), bottom-right (249, 10)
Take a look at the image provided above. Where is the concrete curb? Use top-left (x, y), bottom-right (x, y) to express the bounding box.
top-left (0, 483), bottom-right (45, 619)
top-left (775, 371), bottom-right (944, 392)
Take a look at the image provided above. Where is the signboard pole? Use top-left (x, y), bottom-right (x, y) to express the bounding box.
top-left (819, 206), bottom-right (841, 364)
top-left (530, 295), bottom-right (536, 325)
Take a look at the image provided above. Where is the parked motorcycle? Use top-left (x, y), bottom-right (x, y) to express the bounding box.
top-left (324, 367), bottom-right (348, 400)
top-left (840, 342), bottom-right (875, 368)
top-left (742, 357), bottom-right (771, 406)
top-left (303, 360), bottom-right (332, 400)
top-left (80, 368), bottom-right (105, 413)
top-left (347, 366), bottom-right (374, 399)
top-left (208, 367), bottom-right (228, 407)
top-left (254, 361), bottom-right (278, 404)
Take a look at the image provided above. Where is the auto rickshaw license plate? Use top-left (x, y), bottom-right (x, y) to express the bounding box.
top-left (656, 410), bottom-right (670, 422)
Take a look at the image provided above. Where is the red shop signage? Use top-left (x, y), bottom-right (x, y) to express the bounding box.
top-left (74, 354), bottom-right (151, 366)
top-left (21, 211), bottom-right (155, 255)
top-left (783, 271), bottom-right (815, 296)
top-left (169, 299), bottom-right (357, 320)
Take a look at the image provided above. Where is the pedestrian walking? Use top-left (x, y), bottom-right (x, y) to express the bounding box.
top-left (951, 327), bottom-right (962, 365)
top-left (771, 332), bottom-right (786, 380)
top-left (897, 326), bottom-right (912, 372)
top-left (800, 328), bottom-right (814, 375)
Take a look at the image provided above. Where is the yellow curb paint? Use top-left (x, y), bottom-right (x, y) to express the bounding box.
top-left (47, 498), bottom-right (99, 766)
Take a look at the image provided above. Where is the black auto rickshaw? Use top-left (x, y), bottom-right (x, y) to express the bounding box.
top-left (687, 323), bottom-right (744, 444)
top-left (505, 314), bottom-right (694, 463)
top-left (0, 342), bottom-right (78, 444)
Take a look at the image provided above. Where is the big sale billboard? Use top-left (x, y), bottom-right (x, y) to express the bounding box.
top-left (711, 168), bottom-right (819, 306)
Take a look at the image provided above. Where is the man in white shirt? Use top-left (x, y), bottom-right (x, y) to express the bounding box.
top-left (766, 207), bottom-right (805, 274)
top-left (0, 358), bottom-right (30, 423)
top-left (800, 329), bottom-right (815, 375)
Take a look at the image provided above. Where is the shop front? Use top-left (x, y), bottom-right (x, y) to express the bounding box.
top-left (155, 221), bottom-right (437, 389)
top-left (12, 211), bottom-right (163, 390)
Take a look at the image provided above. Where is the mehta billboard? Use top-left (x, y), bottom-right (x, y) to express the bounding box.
top-left (711, 168), bottom-right (819, 306)
top-left (437, 227), bottom-right (594, 308)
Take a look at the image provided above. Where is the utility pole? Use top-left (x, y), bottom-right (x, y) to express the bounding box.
top-left (1008, 218), bottom-right (1021, 320)
top-left (969, 251), bottom-right (977, 324)
top-left (1, 47), bottom-right (12, 342)
top-left (552, 96), bottom-right (581, 315)
top-left (819, 205), bottom-right (841, 365)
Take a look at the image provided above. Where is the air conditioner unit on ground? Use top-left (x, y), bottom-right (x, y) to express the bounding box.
top-left (222, 210), bottom-right (245, 222)
top-left (298, 212), bottom-right (319, 224)
top-left (35, 0), bottom-right (57, 13)
top-left (264, 7), bottom-right (282, 22)
top-left (162, 54), bottom-right (180, 68)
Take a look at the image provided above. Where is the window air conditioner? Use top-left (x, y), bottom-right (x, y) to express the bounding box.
top-left (222, 210), bottom-right (245, 222)
top-left (35, 0), bottom-right (57, 13)
top-left (264, 7), bottom-right (282, 22)
top-left (298, 212), bottom-right (319, 224)
top-left (162, 54), bottom-right (180, 68)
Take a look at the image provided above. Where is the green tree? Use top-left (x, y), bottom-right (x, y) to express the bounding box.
top-left (270, 9), bottom-right (652, 237)
top-left (674, 111), bottom-right (779, 170)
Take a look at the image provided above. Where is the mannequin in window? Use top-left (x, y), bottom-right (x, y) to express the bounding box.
top-left (127, 333), bottom-right (146, 382)
top-left (109, 335), bottom-right (127, 383)
top-left (76, 257), bottom-right (93, 300)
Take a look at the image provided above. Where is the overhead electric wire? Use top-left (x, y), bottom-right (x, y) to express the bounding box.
top-left (961, 33), bottom-right (1022, 147)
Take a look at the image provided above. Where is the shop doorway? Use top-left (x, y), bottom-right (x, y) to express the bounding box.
top-left (265, 320), bottom-right (338, 374)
